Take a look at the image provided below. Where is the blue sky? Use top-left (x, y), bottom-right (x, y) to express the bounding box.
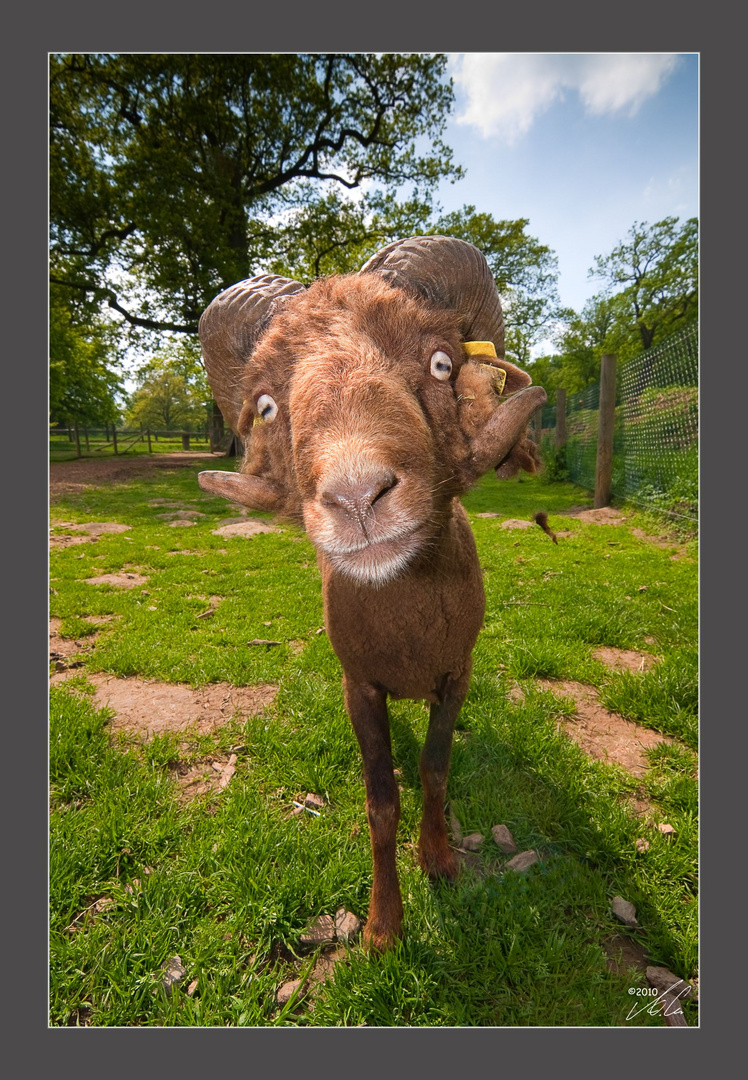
top-left (432, 53), bottom-right (699, 350)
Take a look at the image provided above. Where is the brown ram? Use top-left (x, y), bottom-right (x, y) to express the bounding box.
top-left (198, 236), bottom-right (547, 950)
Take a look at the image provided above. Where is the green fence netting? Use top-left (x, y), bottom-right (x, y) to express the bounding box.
top-left (543, 323), bottom-right (698, 521)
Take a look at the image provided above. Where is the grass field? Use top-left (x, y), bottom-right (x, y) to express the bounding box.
top-left (49, 460), bottom-right (698, 1026)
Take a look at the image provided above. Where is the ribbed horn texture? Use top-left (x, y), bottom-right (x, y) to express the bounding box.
top-left (199, 275), bottom-right (305, 433)
top-left (359, 235), bottom-right (506, 360)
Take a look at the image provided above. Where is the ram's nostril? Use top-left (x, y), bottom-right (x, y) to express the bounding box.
top-left (371, 474), bottom-right (398, 505)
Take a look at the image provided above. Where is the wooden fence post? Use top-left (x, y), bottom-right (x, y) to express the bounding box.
top-left (555, 388), bottom-right (567, 448)
top-left (83, 427), bottom-right (90, 451)
top-left (146, 428), bottom-right (152, 453)
top-left (74, 422), bottom-right (81, 458)
top-left (181, 432), bottom-right (190, 450)
top-left (112, 429), bottom-right (118, 455)
top-left (594, 354), bottom-right (617, 508)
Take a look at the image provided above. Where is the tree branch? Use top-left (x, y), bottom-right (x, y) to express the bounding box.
top-left (50, 275), bottom-right (197, 333)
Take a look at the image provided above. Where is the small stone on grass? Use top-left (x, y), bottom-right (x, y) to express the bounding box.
top-left (646, 965), bottom-right (695, 1001)
top-left (504, 850), bottom-right (538, 872)
top-left (334, 908), bottom-right (361, 943)
top-left (160, 955), bottom-right (187, 997)
top-left (460, 832), bottom-right (483, 852)
top-left (611, 896), bottom-right (638, 927)
top-left (277, 979), bottom-right (304, 1007)
top-left (300, 914), bottom-right (336, 950)
top-left (491, 824), bottom-right (518, 854)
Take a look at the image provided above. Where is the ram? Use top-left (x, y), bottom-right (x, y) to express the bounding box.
top-left (198, 236), bottom-right (547, 950)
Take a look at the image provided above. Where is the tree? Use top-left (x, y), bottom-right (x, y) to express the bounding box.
top-left (547, 293), bottom-right (622, 393)
top-left (49, 286), bottom-right (123, 427)
top-left (589, 217), bottom-right (698, 355)
top-left (265, 188), bottom-right (437, 282)
top-left (50, 53), bottom-right (460, 339)
top-left (125, 341), bottom-right (211, 431)
top-left (433, 208), bottom-right (564, 366)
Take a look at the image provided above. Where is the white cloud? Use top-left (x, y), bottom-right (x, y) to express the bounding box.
top-left (451, 53), bottom-right (681, 143)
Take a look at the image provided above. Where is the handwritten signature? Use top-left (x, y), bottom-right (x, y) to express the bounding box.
top-left (626, 979), bottom-right (692, 1022)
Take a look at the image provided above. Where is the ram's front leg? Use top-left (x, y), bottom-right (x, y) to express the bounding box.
top-left (418, 666), bottom-right (472, 881)
top-left (344, 676), bottom-right (403, 951)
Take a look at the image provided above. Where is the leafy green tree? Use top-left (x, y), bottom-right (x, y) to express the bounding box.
top-left (50, 53), bottom-right (460, 337)
top-left (546, 293), bottom-right (623, 392)
top-left (266, 189), bottom-right (437, 281)
top-left (49, 287), bottom-right (123, 426)
top-left (126, 370), bottom-right (207, 431)
top-left (589, 216), bottom-right (698, 355)
top-left (125, 341), bottom-right (211, 430)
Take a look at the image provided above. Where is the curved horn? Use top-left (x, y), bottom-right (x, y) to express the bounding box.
top-left (198, 275), bottom-right (305, 433)
top-left (359, 235), bottom-right (506, 360)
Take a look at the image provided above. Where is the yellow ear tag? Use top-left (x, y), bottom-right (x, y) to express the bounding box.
top-left (463, 340), bottom-right (497, 358)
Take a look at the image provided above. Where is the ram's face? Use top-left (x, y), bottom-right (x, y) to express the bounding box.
top-left (290, 349), bottom-right (459, 586)
top-left (238, 278), bottom-right (467, 585)
top-left (204, 274), bottom-right (545, 587)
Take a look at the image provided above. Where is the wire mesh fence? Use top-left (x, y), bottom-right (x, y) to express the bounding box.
top-left (542, 323), bottom-right (698, 522)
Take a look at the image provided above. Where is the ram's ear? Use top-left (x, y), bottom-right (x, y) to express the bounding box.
top-left (462, 383), bottom-right (547, 481)
top-left (236, 400), bottom-right (256, 439)
top-left (491, 358), bottom-right (532, 395)
top-left (494, 436), bottom-right (542, 478)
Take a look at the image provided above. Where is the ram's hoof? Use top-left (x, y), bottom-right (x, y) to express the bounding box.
top-left (418, 846), bottom-right (460, 882)
top-left (362, 922), bottom-right (401, 952)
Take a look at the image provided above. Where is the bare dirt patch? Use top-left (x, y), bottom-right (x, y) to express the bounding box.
top-left (212, 520), bottom-right (283, 539)
top-left (603, 934), bottom-right (649, 975)
top-left (84, 571), bottom-right (149, 588)
top-left (49, 534), bottom-right (91, 550)
top-left (50, 452), bottom-right (221, 502)
top-left (499, 518), bottom-right (534, 530)
top-left (49, 618), bottom-right (99, 663)
top-left (566, 507), bottom-right (628, 525)
top-left (50, 522), bottom-right (133, 549)
top-left (157, 510), bottom-right (207, 522)
top-left (170, 752), bottom-right (240, 802)
top-left (535, 678), bottom-right (674, 778)
top-left (630, 527), bottom-right (677, 549)
top-left (592, 646), bottom-right (659, 674)
top-left (49, 672), bottom-right (278, 739)
top-left (631, 526), bottom-right (692, 561)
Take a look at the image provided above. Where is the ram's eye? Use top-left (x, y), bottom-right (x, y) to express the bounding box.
top-left (430, 350), bottom-right (452, 381)
top-left (256, 394), bottom-right (278, 422)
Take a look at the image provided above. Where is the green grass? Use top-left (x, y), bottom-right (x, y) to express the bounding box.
top-left (49, 463), bottom-right (698, 1026)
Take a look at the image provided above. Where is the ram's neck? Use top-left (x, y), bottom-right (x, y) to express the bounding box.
top-left (317, 500), bottom-right (485, 702)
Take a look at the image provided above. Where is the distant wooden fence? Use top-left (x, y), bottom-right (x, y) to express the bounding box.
top-left (49, 424), bottom-right (234, 459)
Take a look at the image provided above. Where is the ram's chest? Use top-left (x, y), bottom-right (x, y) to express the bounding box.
top-left (320, 510), bottom-right (486, 702)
